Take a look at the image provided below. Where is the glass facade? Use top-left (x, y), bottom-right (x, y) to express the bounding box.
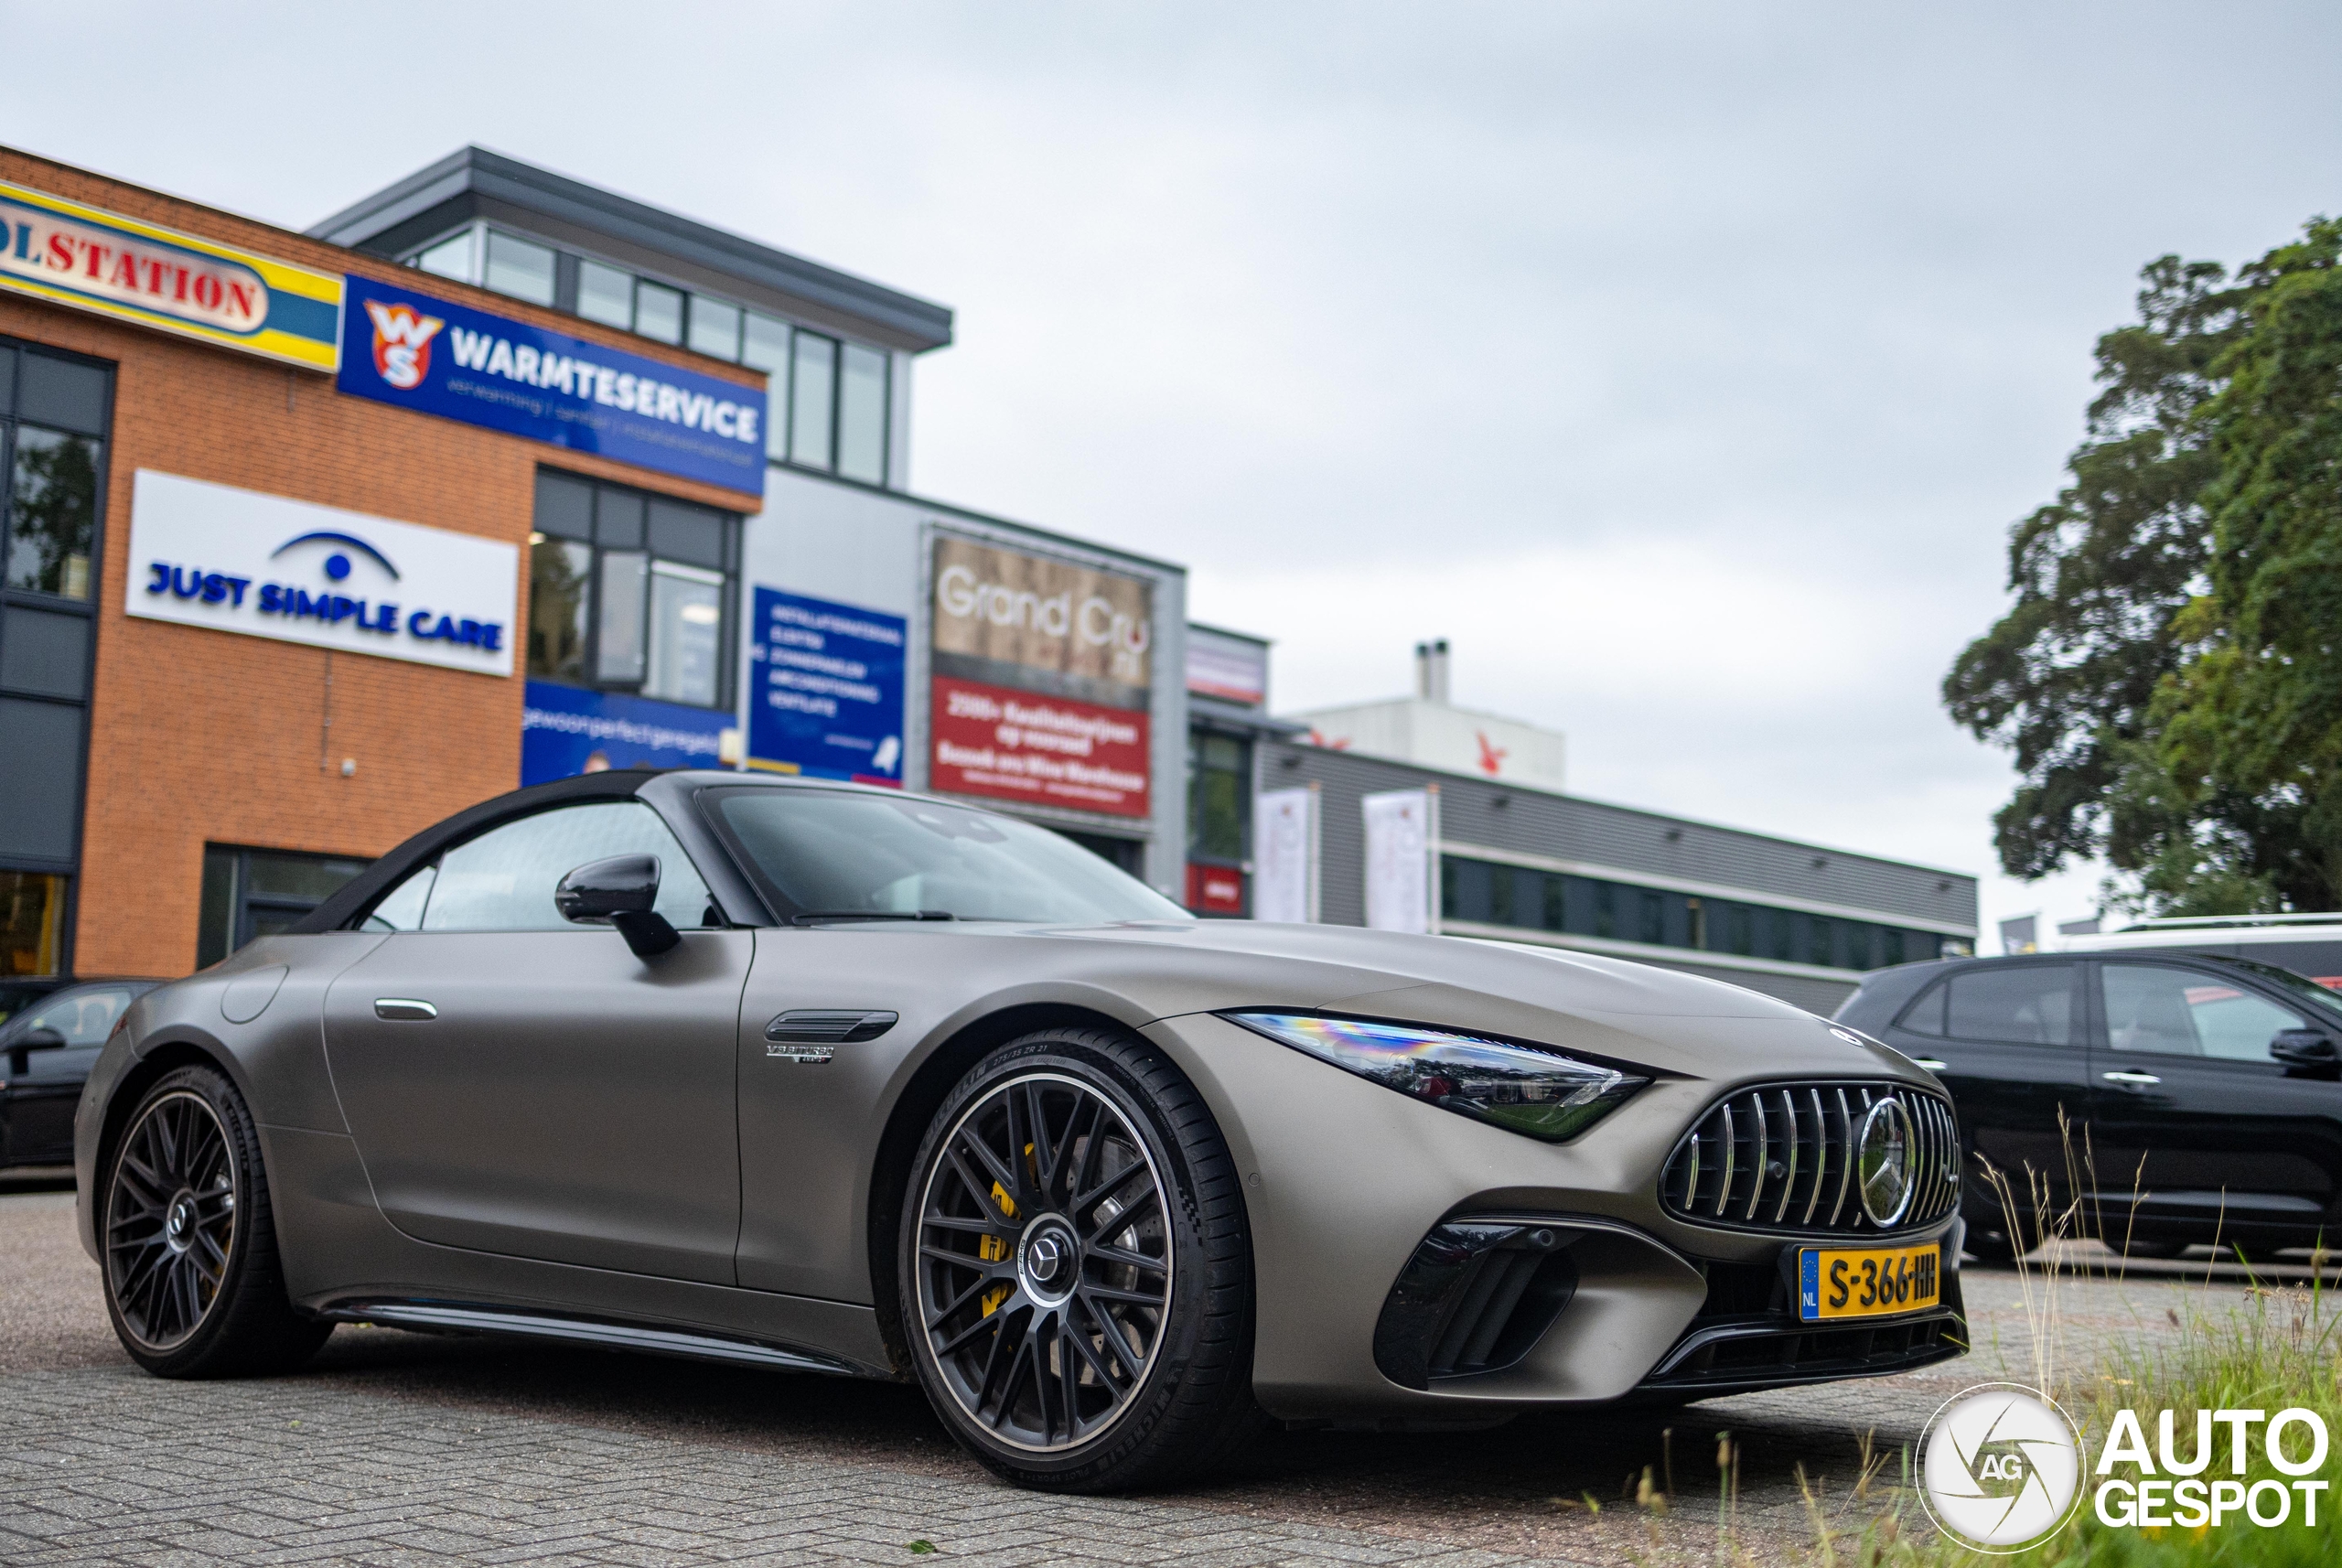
top-left (1188, 733), bottom-right (1249, 864)
top-left (1439, 854), bottom-right (1949, 972)
top-left (0, 339), bottom-right (110, 977)
top-left (528, 470), bottom-right (740, 712)
top-left (1185, 730), bottom-right (1252, 917)
top-left (404, 224), bottom-right (892, 486)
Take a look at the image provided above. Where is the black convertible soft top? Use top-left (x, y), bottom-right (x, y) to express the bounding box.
top-left (290, 769), bottom-right (662, 936)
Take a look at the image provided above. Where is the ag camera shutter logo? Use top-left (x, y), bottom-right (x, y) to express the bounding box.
top-left (1918, 1384), bottom-right (2084, 1552)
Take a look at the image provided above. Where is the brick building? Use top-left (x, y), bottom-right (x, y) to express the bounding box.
top-left (0, 147), bottom-right (763, 981)
top-left (1, 145), bottom-right (1211, 989)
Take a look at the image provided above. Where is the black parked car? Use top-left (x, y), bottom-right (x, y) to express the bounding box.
top-left (1, 981), bottom-right (160, 1170)
top-left (0, 977), bottom-right (73, 1027)
top-left (1836, 952), bottom-right (2342, 1262)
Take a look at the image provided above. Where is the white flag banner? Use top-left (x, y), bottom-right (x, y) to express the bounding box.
top-left (1362, 788), bottom-right (1438, 934)
top-left (1252, 787), bottom-right (1318, 923)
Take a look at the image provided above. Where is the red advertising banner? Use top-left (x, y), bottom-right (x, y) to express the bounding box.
top-left (1186, 863), bottom-right (1246, 915)
top-left (930, 676), bottom-right (1151, 819)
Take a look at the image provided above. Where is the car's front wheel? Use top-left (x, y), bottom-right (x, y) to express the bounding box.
top-left (101, 1065), bottom-right (331, 1377)
top-left (900, 1026), bottom-right (1258, 1491)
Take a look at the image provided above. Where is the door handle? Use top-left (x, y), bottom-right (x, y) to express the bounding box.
top-left (375, 999), bottom-right (438, 1021)
top-left (2101, 1070), bottom-right (2161, 1087)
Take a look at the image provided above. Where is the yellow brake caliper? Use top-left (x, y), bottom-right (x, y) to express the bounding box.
top-left (976, 1144), bottom-right (1036, 1316)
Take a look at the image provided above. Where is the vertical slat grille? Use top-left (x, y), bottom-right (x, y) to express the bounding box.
top-left (1660, 1081), bottom-right (1959, 1235)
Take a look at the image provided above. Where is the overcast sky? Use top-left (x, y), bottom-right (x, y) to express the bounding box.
top-left (11, 2), bottom-right (2339, 945)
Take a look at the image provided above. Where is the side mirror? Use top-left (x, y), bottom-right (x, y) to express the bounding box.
top-left (6, 1026), bottom-right (69, 1076)
top-left (555, 854), bottom-right (681, 960)
top-left (2270, 1028), bottom-right (2342, 1077)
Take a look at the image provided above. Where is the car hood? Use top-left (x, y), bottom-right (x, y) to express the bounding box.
top-left (956, 918), bottom-right (1913, 1084)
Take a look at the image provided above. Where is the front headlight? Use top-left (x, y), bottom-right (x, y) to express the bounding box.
top-left (1223, 1012), bottom-right (1649, 1142)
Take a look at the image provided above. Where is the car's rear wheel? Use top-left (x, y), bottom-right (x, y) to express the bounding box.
top-left (900, 1027), bottom-right (1258, 1491)
top-left (102, 1065), bottom-right (330, 1377)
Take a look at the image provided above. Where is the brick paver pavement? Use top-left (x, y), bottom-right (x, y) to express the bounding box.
top-left (5, 1185), bottom-right (2314, 1565)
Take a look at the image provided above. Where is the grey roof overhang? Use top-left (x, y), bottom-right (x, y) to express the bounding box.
top-left (1188, 695), bottom-right (1307, 738)
top-left (306, 146), bottom-right (953, 353)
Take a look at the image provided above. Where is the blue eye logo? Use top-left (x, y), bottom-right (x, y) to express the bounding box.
top-left (271, 530), bottom-right (400, 582)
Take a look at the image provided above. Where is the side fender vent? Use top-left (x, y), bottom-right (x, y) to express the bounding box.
top-left (1373, 1221), bottom-right (1580, 1390)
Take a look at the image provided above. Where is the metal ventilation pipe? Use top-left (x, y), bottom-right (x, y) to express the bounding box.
top-left (1413, 639), bottom-right (1451, 703)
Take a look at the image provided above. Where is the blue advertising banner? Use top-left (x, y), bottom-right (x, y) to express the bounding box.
top-left (521, 680), bottom-right (731, 786)
top-left (338, 274), bottom-right (768, 497)
top-left (747, 587), bottom-right (907, 785)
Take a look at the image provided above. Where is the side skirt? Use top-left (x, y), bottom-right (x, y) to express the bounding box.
top-left (321, 1299), bottom-right (873, 1378)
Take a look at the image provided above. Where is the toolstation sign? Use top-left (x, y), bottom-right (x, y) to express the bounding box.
top-left (0, 182), bottom-right (343, 371)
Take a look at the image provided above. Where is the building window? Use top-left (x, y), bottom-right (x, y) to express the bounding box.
top-left (412, 228), bottom-right (476, 283)
top-left (197, 846), bottom-right (371, 969)
top-left (688, 297), bottom-right (742, 361)
top-left (838, 343), bottom-right (889, 484)
top-left (1, 340), bottom-right (110, 977)
top-left (1435, 854), bottom-right (1949, 972)
top-left (1187, 733), bottom-right (1250, 865)
top-left (483, 231), bottom-right (557, 306)
top-left (529, 471), bottom-right (739, 712)
top-left (742, 313), bottom-right (792, 460)
top-left (1, 871), bottom-right (67, 984)
top-left (790, 331), bottom-right (837, 468)
top-left (633, 280), bottom-right (684, 344)
top-left (576, 259), bottom-right (633, 328)
top-left (8, 427), bottom-right (101, 600)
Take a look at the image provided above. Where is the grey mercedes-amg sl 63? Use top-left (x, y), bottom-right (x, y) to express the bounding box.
top-left (76, 768), bottom-right (1966, 1491)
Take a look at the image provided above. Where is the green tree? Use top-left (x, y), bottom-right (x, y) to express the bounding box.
top-left (1946, 220), bottom-right (2342, 916)
top-left (1942, 255), bottom-right (2247, 885)
top-left (2147, 219), bottom-right (2342, 910)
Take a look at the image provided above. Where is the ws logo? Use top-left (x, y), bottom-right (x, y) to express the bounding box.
top-left (364, 300), bottom-right (446, 390)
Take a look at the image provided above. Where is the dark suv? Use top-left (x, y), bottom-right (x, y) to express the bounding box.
top-left (1835, 953), bottom-right (2342, 1261)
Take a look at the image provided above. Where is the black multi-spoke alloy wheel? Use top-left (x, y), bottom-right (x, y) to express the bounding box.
top-left (102, 1066), bottom-right (331, 1377)
top-left (902, 1027), bottom-right (1258, 1491)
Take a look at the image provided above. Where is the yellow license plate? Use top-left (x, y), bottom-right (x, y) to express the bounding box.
top-left (1798, 1243), bottom-right (1940, 1322)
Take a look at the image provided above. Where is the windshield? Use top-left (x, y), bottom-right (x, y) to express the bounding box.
top-left (2212, 956), bottom-right (2342, 1023)
top-left (714, 789), bottom-right (1187, 925)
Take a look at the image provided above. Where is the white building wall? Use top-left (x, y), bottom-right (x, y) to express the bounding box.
top-left (1290, 697), bottom-right (1566, 790)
